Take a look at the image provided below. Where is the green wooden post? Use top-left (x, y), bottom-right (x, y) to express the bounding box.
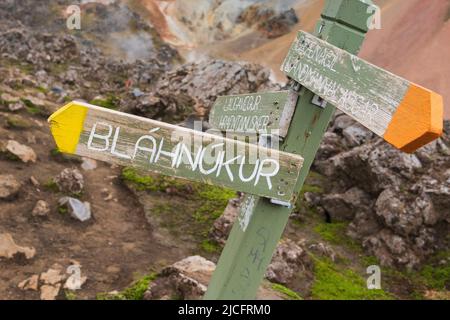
top-left (204, 0), bottom-right (375, 300)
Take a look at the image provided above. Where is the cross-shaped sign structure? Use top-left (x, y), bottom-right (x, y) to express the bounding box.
top-left (48, 0), bottom-right (444, 300)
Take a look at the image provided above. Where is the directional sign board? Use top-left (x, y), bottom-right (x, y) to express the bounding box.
top-left (48, 101), bottom-right (304, 203)
top-left (209, 90), bottom-right (297, 137)
top-left (282, 31), bottom-right (444, 153)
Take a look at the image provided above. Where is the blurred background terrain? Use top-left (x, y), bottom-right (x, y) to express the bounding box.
top-left (0, 0), bottom-right (448, 300)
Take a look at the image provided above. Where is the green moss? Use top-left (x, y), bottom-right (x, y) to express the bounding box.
top-left (361, 255), bottom-right (379, 267)
top-left (17, 63), bottom-right (34, 74)
top-left (314, 222), bottom-right (347, 243)
top-left (21, 98), bottom-right (42, 115)
top-left (6, 115), bottom-right (32, 129)
top-left (271, 283), bottom-right (302, 300)
top-left (49, 147), bottom-right (82, 163)
top-left (301, 184), bottom-right (324, 195)
top-left (122, 167), bottom-right (235, 244)
top-left (194, 186), bottom-right (235, 223)
top-left (418, 265), bottom-right (449, 290)
top-left (200, 239), bottom-right (220, 253)
top-left (314, 222), bottom-right (361, 251)
top-left (121, 167), bottom-right (158, 191)
top-left (64, 290), bottom-right (77, 300)
top-left (58, 206), bottom-right (68, 215)
top-left (121, 273), bottom-right (157, 300)
top-left (50, 148), bottom-right (62, 157)
top-left (97, 273), bottom-right (157, 300)
top-left (48, 62), bottom-right (69, 75)
top-left (121, 167), bottom-right (191, 193)
top-left (417, 251), bottom-right (450, 290)
top-left (43, 180), bottom-right (59, 193)
top-left (37, 86), bottom-right (49, 94)
top-left (311, 258), bottom-right (392, 300)
top-left (89, 95), bottom-right (119, 109)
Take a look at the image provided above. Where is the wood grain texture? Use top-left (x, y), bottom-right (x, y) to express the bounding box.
top-left (282, 30), bottom-right (443, 152)
top-left (48, 101), bottom-right (304, 203)
top-left (209, 90), bottom-right (297, 137)
top-left (384, 84), bottom-right (443, 152)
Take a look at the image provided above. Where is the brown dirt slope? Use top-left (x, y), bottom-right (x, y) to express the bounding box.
top-left (360, 0), bottom-right (450, 119)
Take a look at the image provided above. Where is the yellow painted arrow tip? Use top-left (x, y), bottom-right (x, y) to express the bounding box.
top-left (48, 101), bottom-right (88, 154)
top-left (383, 84), bottom-right (443, 153)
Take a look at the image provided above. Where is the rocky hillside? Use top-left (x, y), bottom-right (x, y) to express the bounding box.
top-left (0, 0), bottom-right (448, 300)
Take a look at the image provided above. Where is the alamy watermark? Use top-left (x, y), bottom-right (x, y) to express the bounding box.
top-left (66, 264), bottom-right (83, 290)
top-left (367, 3), bottom-right (382, 30)
top-left (66, 5), bottom-right (81, 30)
top-left (366, 265), bottom-right (381, 289)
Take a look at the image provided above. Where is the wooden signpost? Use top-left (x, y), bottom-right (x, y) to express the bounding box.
top-left (48, 0), bottom-right (444, 301)
top-left (48, 101), bottom-right (304, 203)
top-left (203, 0), bottom-right (443, 300)
top-left (282, 30), bottom-right (443, 153)
top-left (209, 90), bottom-right (298, 137)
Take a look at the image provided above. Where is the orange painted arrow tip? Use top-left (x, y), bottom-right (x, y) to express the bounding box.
top-left (383, 84), bottom-right (443, 153)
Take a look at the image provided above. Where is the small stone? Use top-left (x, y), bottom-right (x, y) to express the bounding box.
top-left (0, 174), bottom-right (21, 199)
top-left (101, 188), bottom-right (113, 201)
top-left (81, 157), bottom-right (97, 171)
top-left (2, 140), bottom-right (37, 163)
top-left (59, 197), bottom-right (91, 222)
top-left (18, 275), bottom-right (39, 291)
top-left (32, 200), bottom-right (50, 217)
top-left (40, 284), bottom-right (61, 300)
top-left (132, 88), bottom-right (144, 97)
top-left (54, 168), bottom-right (84, 194)
top-left (40, 267), bottom-right (65, 285)
top-left (106, 265), bottom-right (121, 274)
top-left (30, 176), bottom-right (40, 187)
top-left (0, 233), bottom-right (35, 260)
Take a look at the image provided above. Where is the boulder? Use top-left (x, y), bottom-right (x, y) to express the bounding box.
top-left (342, 123), bottom-right (374, 147)
top-left (131, 60), bottom-right (278, 122)
top-left (331, 114), bottom-right (356, 132)
top-left (362, 229), bottom-right (422, 269)
top-left (144, 256), bottom-right (215, 300)
top-left (321, 187), bottom-right (372, 221)
top-left (265, 239), bottom-right (313, 285)
top-left (375, 189), bottom-right (438, 237)
top-left (316, 139), bottom-right (422, 194)
top-left (316, 132), bottom-right (346, 161)
top-left (209, 198), bottom-right (240, 245)
top-left (144, 256), bottom-right (287, 300)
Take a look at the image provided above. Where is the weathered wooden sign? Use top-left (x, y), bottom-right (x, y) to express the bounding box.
top-left (48, 101), bottom-right (304, 203)
top-left (209, 90), bottom-right (297, 137)
top-left (282, 31), bottom-right (444, 153)
top-left (45, 0), bottom-right (445, 301)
